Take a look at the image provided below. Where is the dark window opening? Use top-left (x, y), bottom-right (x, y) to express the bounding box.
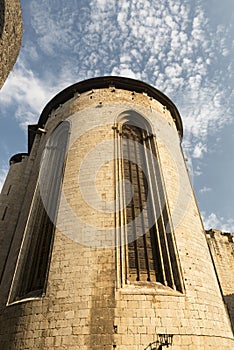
top-left (13, 121), bottom-right (70, 300)
top-left (117, 115), bottom-right (182, 292)
top-left (1, 207), bottom-right (8, 221)
top-left (7, 185), bottom-right (12, 196)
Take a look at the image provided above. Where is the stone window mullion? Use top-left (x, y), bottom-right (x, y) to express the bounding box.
top-left (124, 135), bottom-right (140, 281)
top-left (151, 136), bottom-right (184, 291)
top-left (116, 112), bottom-right (183, 292)
top-left (145, 135), bottom-right (176, 289)
top-left (132, 132), bottom-right (151, 282)
top-left (142, 136), bottom-right (167, 285)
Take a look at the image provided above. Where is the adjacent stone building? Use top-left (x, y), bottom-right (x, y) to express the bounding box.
top-left (206, 229), bottom-right (234, 332)
top-left (0, 76), bottom-right (233, 349)
top-left (0, 0), bottom-right (22, 89)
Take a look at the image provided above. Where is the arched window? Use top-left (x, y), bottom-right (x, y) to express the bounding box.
top-left (11, 121), bottom-right (70, 301)
top-left (115, 111), bottom-right (182, 291)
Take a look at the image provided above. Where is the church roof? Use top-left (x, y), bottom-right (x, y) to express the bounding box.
top-left (38, 76), bottom-right (183, 138)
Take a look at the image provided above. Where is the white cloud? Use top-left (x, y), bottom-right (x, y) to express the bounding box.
top-left (23, 43), bottom-right (40, 62)
top-left (0, 0), bottom-right (233, 233)
top-left (194, 165), bottom-right (202, 176)
top-left (0, 63), bottom-right (47, 109)
top-left (111, 66), bottom-right (140, 80)
top-left (1, 0), bottom-right (231, 154)
top-left (0, 166), bottom-right (8, 193)
top-left (165, 63), bottom-right (183, 78)
top-left (202, 212), bottom-right (223, 230)
top-left (0, 58), bottom-right (75, 129)
top-left (193, 142), bottom-right (207, 159)
top-left (202, 212), bottom-right (234, 232)
top-left (0, 0), bottom-right (230, 176)
top-left (199, 186), bottom-right (212, 194)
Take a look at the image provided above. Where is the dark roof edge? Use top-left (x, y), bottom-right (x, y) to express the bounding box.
top-left (10, 153), bottom-right (28, 165)
top-left (38, 76), bottom-right (183, 138)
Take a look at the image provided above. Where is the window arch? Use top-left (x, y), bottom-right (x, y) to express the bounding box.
top-left (115, 111), bottom-right (182, 291)
top-left (11, 121), bottom-right (70, 301)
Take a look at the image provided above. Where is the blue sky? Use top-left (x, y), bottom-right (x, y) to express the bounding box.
top-left (0, 0), bottom-right (233, 231)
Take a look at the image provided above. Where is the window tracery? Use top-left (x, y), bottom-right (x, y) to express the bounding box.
top-left (115, 111), bottom-right (182, 291)
top-left (12, 121), bottom-right (70, 301)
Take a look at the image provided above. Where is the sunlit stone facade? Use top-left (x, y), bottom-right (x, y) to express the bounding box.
top-left (0, 77), bottom-right (233, 349)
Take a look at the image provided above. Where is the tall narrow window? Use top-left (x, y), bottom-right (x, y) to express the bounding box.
top-left (13, 121), bottom-right (70, 300)
top-left (116, 111), bottom-right (182, 292)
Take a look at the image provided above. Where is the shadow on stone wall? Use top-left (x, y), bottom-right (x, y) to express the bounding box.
top-left (0, 0), bottom-right (5, 39)
top-left (89, 255), bottom-right (116, 349)
top-left (224, 293), bottom-right (234, 333)
top-left (0, 303), bottom-right (22, 349)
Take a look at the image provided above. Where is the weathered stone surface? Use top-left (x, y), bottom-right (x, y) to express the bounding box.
top-left (206, 229), bottom-right (234, 332)
top-left (0, 0), bottom-right (22, 89)
top-left (0, 80), bottom-right (233, 349)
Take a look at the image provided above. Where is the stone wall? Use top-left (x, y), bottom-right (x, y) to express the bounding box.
top-left (0, 155), bottom-right (28, 281)
top-left (0, 83), bottom-right (233, 349)
top-left (0, 0), bottom-right (22, 89)
top-left (206, 229), bottom-right (234, 332)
